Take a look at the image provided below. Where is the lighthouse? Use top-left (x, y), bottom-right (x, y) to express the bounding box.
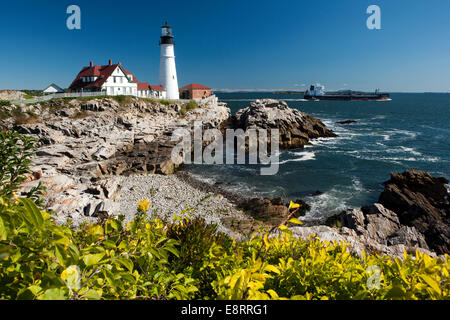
top-left (159, 22), bottom-right (179, 100)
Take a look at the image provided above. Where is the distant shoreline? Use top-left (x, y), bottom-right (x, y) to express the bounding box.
top-left (273, 91), bottom-right (305, 94)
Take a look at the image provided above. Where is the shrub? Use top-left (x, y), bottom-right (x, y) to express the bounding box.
top-left (0, 198), bottom-right (197, 300)
top-left (0, 135), bottom-right (448, 300)
top-left (0, 198), bottom-right (448, 300)
top-left (0, 100), bottom-right (11, 107)
top-left (159, 99), bottom-right (172, 106)
top-left (0, 131), bottom-right (36, 199)
top-left (166, 216), bottom-right (233, 298)
top-left (112, 95), bottom-right (133, 106)
top-left (184, 101), bottom-right (198, 111)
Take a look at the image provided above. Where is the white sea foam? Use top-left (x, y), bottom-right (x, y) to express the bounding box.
top-left (276, 151), bottom-right (316, 164)
top-left (188, 173), bottom-right (216, 185)
top-left (399, 146), bottom-right (422, 156)
top-left (304, 191), bottom-right (348, 219)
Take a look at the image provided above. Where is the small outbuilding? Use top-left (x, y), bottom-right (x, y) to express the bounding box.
top-left (149, 85), bottom-right (166, 99)
top-left (43, 83), bottom-right (64, 95)
top-left (179, 84), bottom-right (211, 100)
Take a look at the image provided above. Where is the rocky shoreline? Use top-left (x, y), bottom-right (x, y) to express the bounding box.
top-left (2, 96), bottom-right (449, 259)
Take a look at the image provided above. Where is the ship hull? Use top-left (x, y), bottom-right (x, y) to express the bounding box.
top-left (304, 93), bottom-right (390, 101)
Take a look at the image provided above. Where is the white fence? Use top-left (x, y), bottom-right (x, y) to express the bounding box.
top-left (10, 92), bottom-right (218, 106)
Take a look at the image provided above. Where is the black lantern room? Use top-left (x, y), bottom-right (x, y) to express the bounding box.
top-left (160, 21), bottom-right (174, 45)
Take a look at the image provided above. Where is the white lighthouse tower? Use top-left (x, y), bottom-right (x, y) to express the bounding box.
top-left (159, 22), bottom-right (179, 100)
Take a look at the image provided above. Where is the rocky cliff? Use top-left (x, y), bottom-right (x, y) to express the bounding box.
top-left (3, 96), bottom-right (231, 223)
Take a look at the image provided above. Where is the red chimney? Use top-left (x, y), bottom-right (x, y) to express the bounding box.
top-left (109, 59), bottom-right (112, 65)
top-left (90, 61), bottom-right (93, 67)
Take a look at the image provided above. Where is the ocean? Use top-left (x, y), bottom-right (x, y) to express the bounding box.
top-left (185, 92), bottom-right (450, 220)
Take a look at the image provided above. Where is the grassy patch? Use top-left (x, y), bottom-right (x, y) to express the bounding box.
top-left (0, 100), bottom-right (11, 107)
top-left (159, 99), bottom-right (172, 106)
top-left (178, 101), bottom-right (199, 117)
top-left (70, 110), bottom-right (90, 119)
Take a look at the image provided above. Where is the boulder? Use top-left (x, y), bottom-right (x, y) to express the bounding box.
top-left (336, 120), bottom-right (357, 125)
top-left (238, 197), bottom-right (289, 224)
top-left (235, 99), bottom-right (336, 149)
top-left (378, 169), bottom-right (450, 255)
top-left (328, 203), bottom-right (429, 250)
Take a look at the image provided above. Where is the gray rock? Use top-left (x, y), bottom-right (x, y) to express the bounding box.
top-left (235, 99), bottom-right (336, 149)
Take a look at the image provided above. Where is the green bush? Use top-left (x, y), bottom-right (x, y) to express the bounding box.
top-left (159, 99), bottom-right (172, 106)
top-left (0, 131), bottom-right (37, 199)
top-left (0, 131), bottom-right (449, 300)
top-left (0, 199), bottom-right (197, 300)
top-left (184, 101), bottom-right (198, 111)
top-left (166, 216), bottom-right (233, 298)
top-left (0, 100), bottom-right (11, 107)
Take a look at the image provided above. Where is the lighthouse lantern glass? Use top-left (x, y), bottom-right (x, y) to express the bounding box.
top-left (162, 27), bottom-right (172, 36)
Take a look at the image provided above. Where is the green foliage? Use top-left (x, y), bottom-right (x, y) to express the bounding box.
top-left (184, 101), bottom-right (198, 111)
top-left (0, 100), bottom-right (11, 107)
top-left (0, 131), bottom-right (39, 199)
top-left (0, 199), bottom-right (197, 300)
top-left (178, 101), bottom-right (198, 117)
top-left (0, 136), bottom-right (449, 300)
top-left (166, 216), bottom-right (233, 298)
top-left (0, 198), bottom-right (448, 300)
top-left (112, 95), bottom-right (133, 106)
top-left (159, 99), bottom-right (172, 106)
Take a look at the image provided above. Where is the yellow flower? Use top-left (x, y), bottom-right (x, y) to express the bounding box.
top-left (145, 223), bottom-right (151, 230)
top-left (3, 203), bottom-right (8, 207)
top-left (138, 199), bottom-right (151, 212)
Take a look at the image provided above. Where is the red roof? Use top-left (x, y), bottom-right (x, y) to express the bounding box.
top-left (149, 85), bottom-right (165, 91)
top-left (69, 62), bottom-right (138, 90)
top-left (180, 83), bottom-right (211, 90)
top-left (137, 82), bottom-right (149, 90)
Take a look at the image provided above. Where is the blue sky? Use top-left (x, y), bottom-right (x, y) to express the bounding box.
top-left (1, 0), bottom-right (449, 92)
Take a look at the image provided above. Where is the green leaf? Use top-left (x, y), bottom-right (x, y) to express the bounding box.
top-left (164, 246), bottom-right (180, 258)
top-left (0, 216), bottom-right (7, 240)
top-left (267, 289), bottom-right (279, 299)
top-left (82, 253), bottom-right (105, 266)
top-left (81, 289), bottom-right (102, 300)
top-left (420, 274), bottom-right (441, 295)
top-left (116, 257), bottom-right (134, 272)
top-left (39, 288), bottom-right (67, 300)
top-left (19, 198), bottom-right (43, 228)
top-left (264, 264), bottom-right (281, 275)
top-left (54, 245), bottom-right (67, 267)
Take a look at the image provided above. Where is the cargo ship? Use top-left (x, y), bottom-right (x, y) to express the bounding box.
top-left (304, 84), bottom-right (390, 101)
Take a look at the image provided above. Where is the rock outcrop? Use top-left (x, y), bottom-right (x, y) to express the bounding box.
top-left (238, 197), bottom-right (289, 224)
top-left (9, 96), bottom-right (231, 221)
top-left (328, 203), bottom-right (429, 251)
top-left (378, 169), bottom-right (450, 255)
top-left (323, 169), bottom-right (450, 257)
top-left (235, 99), bottom-right (336, 149)
top-left (336, 120), bottom-right (357, 125)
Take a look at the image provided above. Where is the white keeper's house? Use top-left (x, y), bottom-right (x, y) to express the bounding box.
top-left (69, 59), bottom-right (166, 98)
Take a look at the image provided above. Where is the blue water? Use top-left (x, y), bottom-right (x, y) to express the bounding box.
top-left (186, 92), bottom-right (450, 220)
